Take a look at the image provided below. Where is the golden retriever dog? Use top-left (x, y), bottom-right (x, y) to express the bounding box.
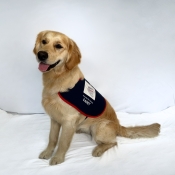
top-left (33, 30), bottom-right (160, 165)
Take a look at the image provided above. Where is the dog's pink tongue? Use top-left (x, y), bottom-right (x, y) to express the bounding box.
top-left (38, 62), bottom-right (50, 72)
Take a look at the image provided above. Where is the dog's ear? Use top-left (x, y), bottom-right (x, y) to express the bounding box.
top-left (33, 31), bottom-right (47, 55)
top-left (66, 39), bottom-right (81, 70)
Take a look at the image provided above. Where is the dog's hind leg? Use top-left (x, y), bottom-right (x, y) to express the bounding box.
top-left (91, 120), bottom-right (117, 157)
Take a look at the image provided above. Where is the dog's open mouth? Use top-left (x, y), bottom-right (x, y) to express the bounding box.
top-left (38, 60), bottom-right (61, 72)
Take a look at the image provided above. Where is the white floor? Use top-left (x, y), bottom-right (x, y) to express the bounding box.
top-left (0, 106), bottom-right (175, 175)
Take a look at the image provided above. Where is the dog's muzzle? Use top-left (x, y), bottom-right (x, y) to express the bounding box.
top-left (38, 60), bottom-right (61, 72)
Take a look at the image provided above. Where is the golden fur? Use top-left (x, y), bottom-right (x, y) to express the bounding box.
top-left (33, 30), bottom-right (160, 165)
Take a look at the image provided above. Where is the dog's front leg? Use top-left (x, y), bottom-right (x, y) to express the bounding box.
top-left (39, 119), bottom-right (61, 159)
top-left (50, 122), bottom-right (75, 165)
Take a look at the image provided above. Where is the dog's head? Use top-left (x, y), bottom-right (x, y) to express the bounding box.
top-left (33, 30), bottom-right (81, 73)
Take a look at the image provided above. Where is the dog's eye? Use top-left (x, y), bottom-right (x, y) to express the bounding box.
top-left (55, 44), bottom-right (63, 49)
top-left (42, 40), bottom-right (47, 44)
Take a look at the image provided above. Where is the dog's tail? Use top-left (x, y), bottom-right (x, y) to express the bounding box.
top-left (118, 123), bottom-right (160, 139)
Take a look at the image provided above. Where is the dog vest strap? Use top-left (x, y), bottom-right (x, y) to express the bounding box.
top-left (58, 79), bottom-right (106, 118)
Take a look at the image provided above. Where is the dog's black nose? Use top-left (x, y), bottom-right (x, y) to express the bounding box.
top-left (37, 51), bottom-right (48, 61)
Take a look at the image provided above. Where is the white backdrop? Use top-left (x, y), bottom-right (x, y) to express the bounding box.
top-left (0, 0), bottom-right (175, 113)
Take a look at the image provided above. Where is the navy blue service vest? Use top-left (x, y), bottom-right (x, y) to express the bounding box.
top-left (58, 79), bottom-right (106, 118)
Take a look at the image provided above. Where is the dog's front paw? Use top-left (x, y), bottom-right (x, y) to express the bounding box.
top-left (49, 156), bottom-right (64, 165)
top-left (39, 149), bottom-right (53, 160)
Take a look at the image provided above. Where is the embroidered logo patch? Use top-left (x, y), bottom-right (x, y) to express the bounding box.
top-left (83, 81), bottom-right (96, 100)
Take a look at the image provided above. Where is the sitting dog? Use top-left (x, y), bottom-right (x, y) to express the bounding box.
top-left (33, 30), bottom-right (160, 165)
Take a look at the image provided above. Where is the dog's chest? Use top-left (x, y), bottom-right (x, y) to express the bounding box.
top-left (42, 92), bottom-right (80, 121)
